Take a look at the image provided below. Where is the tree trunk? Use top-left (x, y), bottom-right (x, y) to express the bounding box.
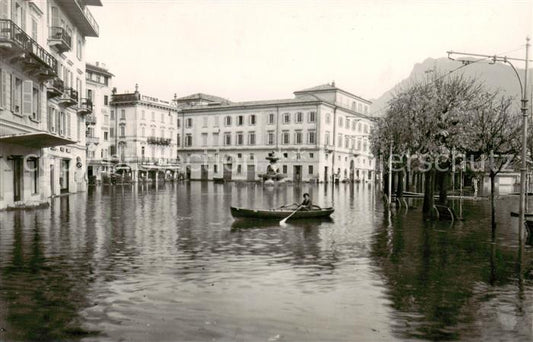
top-left (438, 171), bottom-right (448, 204)
top-left (490, 171), bottom-right (496, 242)
top-left (396, 169), bottom-right (404, 199)
top-left (423, 168), bottom-right (435, 218)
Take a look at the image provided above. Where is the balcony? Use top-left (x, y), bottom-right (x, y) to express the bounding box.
top-left (46, 77), bottom-right (64, 98)
top-left (0, 19), bottom-right (57, 81)
top-left (85, 114), bottom-right (96, 125)
top-left (78, 98), bottom-right (93, 115)
top-left (58, 88), bottom-right (78, 107)
top-left (59, 0), bottom-right (99, 37)
top-left (48, 27), bottom-right (72, 53)
top-left (147, 137), bottom-right (172, 145)
top-left (86, 135), bottom-right (99, 145)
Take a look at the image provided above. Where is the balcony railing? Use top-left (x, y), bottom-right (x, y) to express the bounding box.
top-left (110, 93), bottom-right (140, 104)
top-left (147, 136), bottom-right (172, 145)
top-left (60, 0), bottom-right (99, 37)
top-left (78, 98), bottom-right (93, 115)
top-left (85, 114), bottom-right (96, 125)
top-left (49, 26), bottom-right (72, 53)
top-left (58, 88), bottom-right (78, 107)
top-left (86, 136), bottom-right (99, 144)
top-left (0, 19), bottom-right (57, 79)
top-left (47, 77), bottom-right (64, 98)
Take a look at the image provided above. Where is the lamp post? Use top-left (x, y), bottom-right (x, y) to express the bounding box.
top-left (447, 37), bottom-right (530, 246)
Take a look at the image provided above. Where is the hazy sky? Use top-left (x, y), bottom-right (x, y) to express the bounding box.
top-left (86, 0), bottom-right (533, 105)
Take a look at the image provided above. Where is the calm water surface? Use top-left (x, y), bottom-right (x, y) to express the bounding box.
top-left (0, 182), bottom-right (532, 341)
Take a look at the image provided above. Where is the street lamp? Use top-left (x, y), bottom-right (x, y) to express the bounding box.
top-left (447, 37), bottom-right (530, 246)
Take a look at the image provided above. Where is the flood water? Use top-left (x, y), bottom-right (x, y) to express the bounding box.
top-left (0, 182), bottom-right (532, 341)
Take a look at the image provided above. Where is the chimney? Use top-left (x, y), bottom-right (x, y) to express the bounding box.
top-left (331, 81), bottom-right (336, 87)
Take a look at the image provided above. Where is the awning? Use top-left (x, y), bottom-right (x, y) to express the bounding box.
top-left (0, 132), bottom-right (76, 148)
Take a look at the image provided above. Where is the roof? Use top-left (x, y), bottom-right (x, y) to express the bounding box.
top-left (294, 83), bottom-right (372, 105)
top-left (296, 83), bottom-right (337, 92)
top-left (86, 63), bottom-right (114, 77)
top-left (177, 93), bottom-right (231, 104)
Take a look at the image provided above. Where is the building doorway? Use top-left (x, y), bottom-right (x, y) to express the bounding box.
top-left (60, 159), bottom-right (69, 193)
top-left (201, 165), bottom-right (208, 181)
top-left (223, 163), bottom-right (232, 181)
top-left (13, 158), bottom-right (22, 202)
top-left (50, 164), bottom-right (55, 196)
top-left (293, 165), bottom-right (302, 182)
top-left (324, 166), bottom-right (328, 183)
top-left (246, 165), bottom-right (255, 181)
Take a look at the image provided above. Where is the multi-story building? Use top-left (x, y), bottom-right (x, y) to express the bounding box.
top-left (43, 0), bottom-right (101, 197)
top-left (109, 85), bottom-right (180, 181)
top-left (177, 83), bottom-right (375, 183)
top-left (85, 61), bottom-right (113, 183)
top-left (0, 0), bottom-right (101, 210)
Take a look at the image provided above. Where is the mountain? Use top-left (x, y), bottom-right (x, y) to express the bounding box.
top-left (370, 57), bottom-right (531, 117)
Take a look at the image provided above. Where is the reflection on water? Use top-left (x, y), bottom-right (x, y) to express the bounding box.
top-left (0, 182), bottom-right (531, 341)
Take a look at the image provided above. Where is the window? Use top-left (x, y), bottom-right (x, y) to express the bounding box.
top-left (47, 106), bottom-right (55, 132)
top-left (201, 133), bottom-right (208, 146)
top-left (325, 131), bottom-right (330, 146)
top-left (268, 113), bottom-right (274, 124)
top-left (248, 131), bottom-right (256, 145)
top-left (31, 18), bottom-right (37, 40)
top-left (28, 158), bottom-right (39, 194)
top-left (237, 115), bottom-right (243, 126)
top-left (237, 153), bottom-right (242, 159)
top-left (32, 86), bottom-right (40, 121)
top-left (185, 134), bottom-right (193, 146)
top-left (12, 77), bottom-right (22, 114)
top-left (104, 131), bottom-right (108, 141)
top-left (224, 132), bottom-right (232, 145)
top-left (151, 111), bottom-right (155, 121)
top-left (237, 132), bottom-right (244, 145)
top-left (345, 136), bottom-right (349, 148)
top-left (295, 131), bottom-right (303, 144)
top-left (237, 165), bottom-right (242, 174)
top-left (104, 95), bottom-right (109, 106)
top-left (358, 103), bottom-right (363, 113)
top-left (308, 131), bottom-right (316, 144)
top-left (177, 119), bottom-right (180, 128)
top-left (338, 116), bottom-right (343, 127)
top-left (249, 114), bottom-right (256, 125)
top-left (110, 127), bottom-right (115, 138)
top-left (357, 122), bottom-right (362, 132)
top-left (283, 113), bottom-right (291, 124)
top-left (225, 116), bottom-right (232, 126)
top-left (282, 131), bottom-right (290, 144)
top-left (214, 164), bottom-right (218, 173)
top-left (282, 165), bottom-right (287, 174)
top-left (249, 153), bottom-right (254, 160)
top-left (120, 126), bottom-right (125, 137)
top-left (308, 111), bottom-right (316, 122)
top-left (352, 120), bottom-right (356, 130)
top-left (213, 116), bottom-right (219, 127)
top-left (267, 131), bottom-right (275, 145)
top-left (161, 113), bottom-right (164, 122)
top-left (346, 118), bottom-right (350, 129)
top-left (110, 110), bottom-right (115, 120)
top-left (177, 134), bottom-right (181, 147)
top-left (77, 37), bottom-right (82, 60)
top-left (283, 153), bottom-right (288, 158)
top-left (296, 112), bottom-right (303, 123)
top-left (121, 109), bottom-right (125, 120)
top-left (309, 153), bottom-right (314, 158)
top-left (338, 133), bottom-right (342, 147)
top-left (213, 132), bottom-right (219, 146)
top-left (308, 165), bottom-right (313, 175)
top-left (186, 118), bottom-right (192, 128)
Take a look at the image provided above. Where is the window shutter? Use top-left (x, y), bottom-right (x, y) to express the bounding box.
top-left (22, 80), bottom-right (32, 116)
top-left (67, 113), bottom-right (71, 137)
top-left (0, 0), bottom-right (7, 19)
top-left (20, 3), bottom-right (25, 31)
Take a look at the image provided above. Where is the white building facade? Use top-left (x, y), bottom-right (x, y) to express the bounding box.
top-left (177, 84), bottom-right (376, 183)
top-left (110, 86), bottom-right (180, 181)
top-left (85, 61), bottom-right (113, 183)
top-left (0, 0), bottom-right (101, 210)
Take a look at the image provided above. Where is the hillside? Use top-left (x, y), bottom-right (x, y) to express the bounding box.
top-left (370, 57), bottom-right (530, 117)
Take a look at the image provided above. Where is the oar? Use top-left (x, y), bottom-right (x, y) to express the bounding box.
top-left (280, 206), bottom-right (300, 225)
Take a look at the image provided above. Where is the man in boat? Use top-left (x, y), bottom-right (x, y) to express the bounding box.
top-left (299, 193), bottom-right (312, 211)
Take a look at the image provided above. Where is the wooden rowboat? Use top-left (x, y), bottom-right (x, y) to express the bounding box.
top-left (230, 206), bottom-right (334, 220)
